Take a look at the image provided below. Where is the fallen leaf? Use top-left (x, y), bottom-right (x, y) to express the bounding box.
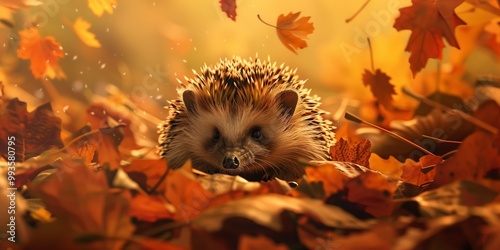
top-left (362, 69), bottom-right (396, 110)
top-left (16, 27), bottom-right (65, 79)
top-left (0, 99), bottom-right (64, 162)
top-left (400, 155), bottom-right (443, 186)
top-left (394, 0), bottom-right (466, 76)
top-left (88, 0), bottom-right (117, 17)
top-left (330, 138), bottom-right (371, 168)
top-left (73, 17), bottom-right (101, 48)
top-left (122, 159), bottom-right (168, 192)
top-left (238, 235), bottom-right (289, 250)
top-left (434, 131), bottom-right (500, 186)
top-left (276, 12), bottom-right (314, 54)
top-left (369, 154), bottom-right (403, 180)
top-left (129, 193), bottom-right (174, 222)
top-left (219, 0), bottom-right (236, 21)
top-left (412, 180), bottom-right (498, 217)
top-left (35, 163), bottom-right (135, 250)
top-left (193, 194), bottom-right (368, 233)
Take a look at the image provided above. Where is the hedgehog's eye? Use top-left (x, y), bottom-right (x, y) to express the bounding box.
top-left (213, 129), bottom-right (221, 141)
top-left (250, 127), bottom-right (262, 140)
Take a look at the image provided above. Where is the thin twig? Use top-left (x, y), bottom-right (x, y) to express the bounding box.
top-left (422, 135), bottom-right (462, 144)
top-left (345, 0), bottom-right (372, 23)
top-left (345, 112), bottom-right (437, 156)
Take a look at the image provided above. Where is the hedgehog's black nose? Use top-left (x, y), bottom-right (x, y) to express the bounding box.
top-left (222, 155), bottom-right (239, 169)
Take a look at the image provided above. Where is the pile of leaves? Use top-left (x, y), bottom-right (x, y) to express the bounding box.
top-left (0, 87), bottom-right (499, 250)
top-left (1, 0), bottom-right (500, 249)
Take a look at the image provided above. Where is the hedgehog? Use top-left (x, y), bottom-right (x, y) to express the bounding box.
top-left (158, 56), bottom-right (335, 182)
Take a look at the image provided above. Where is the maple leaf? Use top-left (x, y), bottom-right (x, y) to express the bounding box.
top-left (17, 27), bottom-right (65, 79)
top-left (129, 193), bottom-right (174, 222)
top-left (0, 99), bottom-right (64, 162)
top-left (362, 69), bottom-right (396, 110)
top-left (393, 0), bottom-right (466, 76)
top-left (277, 12), bottom-right (314, 54)
top-left (330, 138), bottom-right (371, 168)
top-left (259, 12), bottom-right (314, 54)
top-left (219, 0), bottom-right (236, 21)
top-left (88, 0), bottom-right (117, 17)
top-left (73, 17), bottom-right (101, 48)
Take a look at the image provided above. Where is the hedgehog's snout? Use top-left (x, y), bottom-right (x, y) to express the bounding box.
top-left (222, 154), bottom-right (240, 169)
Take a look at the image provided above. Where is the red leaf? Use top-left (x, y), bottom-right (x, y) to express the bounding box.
top-left (220, 0), bottom-right (236, 21)
top-left (361, 69), bottom-right (396, 110)
top-left (393, 0), bottom-right (466, 76)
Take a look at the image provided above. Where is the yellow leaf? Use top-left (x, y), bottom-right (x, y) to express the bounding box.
top-left (73, 17), bottom-right (101, 48)
top-left (88, 0), bottom-right (116, 17)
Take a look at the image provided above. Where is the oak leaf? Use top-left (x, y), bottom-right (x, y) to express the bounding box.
top-left (362, 69), bottom-right (396, 110)
top-left (393, 0), bottom-right (466, 76)
top-left (88, 0), bottom-right (116, 17)
top-left (330, 138), bottom-right (371, 168)
top-left (17, 27), bottom-right (65, 79)
top-left (276, 12), bottom-right (314, 54)
top-left (73, 17), bottom-right (101, 48)
top-left (219, 0), bottom-right (236, 21)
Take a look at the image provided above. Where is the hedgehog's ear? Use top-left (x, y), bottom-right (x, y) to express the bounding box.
top-left (182, 90), bottom-right (198, 115)
top-left (276, 90), bottom-right (298, 119)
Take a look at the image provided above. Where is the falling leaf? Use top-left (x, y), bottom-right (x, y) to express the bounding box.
top-left (73, 17), bottom-right (102, 48)
top-left (219, 0), bottom-right (236, 21)
top-left (394, 0), bottom-right (466, 76)
top-left (16, 27), bottom-right (65, 79)
top-left (0, 99), bottom-right (64, 162)
top-left (88, 0), bottom-right (117, 17)
top-left (275, 12), bottom-right (314, 54)
top-left (330, 138), bottom-right (371, 168)
top-left (362, 69), bottom-right (396, 110)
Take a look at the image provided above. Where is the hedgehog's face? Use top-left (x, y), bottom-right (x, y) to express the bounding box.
top-left (181, 89), bottom-right (306, 181)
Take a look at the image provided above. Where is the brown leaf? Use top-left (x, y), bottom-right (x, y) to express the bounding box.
top-left (219, 0), bottom-right (236, 21)
top-left (0, 99), bottom-right (64, 162)
top-left (362, 69), bottom-right (396, 110)
top-left (238, 235), bottom-right (289, 250)
top-left (35, 163), bottom-right (135, 250)
top-left (434, 131), bottom-right (500, 186)
top-left (276, 12), bottom-right (314, 54)
top-left (393, 0), bottom-right (466, 76)
top-left (330, 138), bottom-right (371, 168)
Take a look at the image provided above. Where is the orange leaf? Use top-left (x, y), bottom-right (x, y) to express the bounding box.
top-left (16, 27), bottom-right (65, 79)
top-left (123, 159), bottom-right (168, 192)
top-left (88, 0), bottom-right (116, 17)
top-left (393, 0), bottom-right (466, 76)
top-left (219, 0), bottom-right (236, 21)
top-left (434, 131), bottom-right (500, 186)
top-left (35, 163), bottom-right (135, 250)
top-left (369, 154), bottom-right (403, 180)
top-left (129, 193), bottom-right (174, 222)
top-left (362, 69), bottom-right (396, 110)
top-left (276, 12), bottom-right (314, 54)
top-left (0, 99), bottom-right (64, 162)
top-left (73, 17), bottom-right (101, 48)
top-left (400, 155), bottom-right (442, 186)
top-left (330, 138), bottom-right (371, 168)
